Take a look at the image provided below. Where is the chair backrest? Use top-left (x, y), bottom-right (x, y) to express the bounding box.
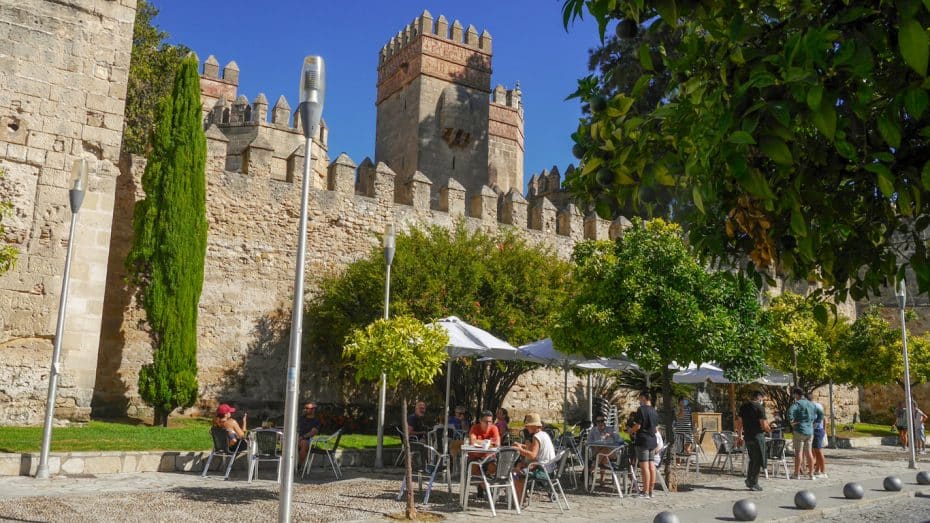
top-left (543, 426), bottom-right (560, 442)
top-left (210, 427), bottom-right (230, 452)
top-left (554, 449), bottom-right (571, 477)
top-left (410, 441), bottom-right (438, 472)
top-left (712, 432), bottom-right (731, 453)
top-left (492, 448), bottom-right (521, 481)
top-left (331, 429), bottom-right (342, 450)
top-left (696, 428), bottom-right (707, 445)
top-left (767, 438), bottom-right (786, 459)
top-left (617, 445), bottom-right (634, 469)
top-left (254, 429), bottom-right (281, 456)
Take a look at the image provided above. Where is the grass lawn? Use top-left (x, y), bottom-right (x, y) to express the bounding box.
top-left (0, 418), bottom-right (401, 453)
top-left (835, 422), bottom-right (896, 438)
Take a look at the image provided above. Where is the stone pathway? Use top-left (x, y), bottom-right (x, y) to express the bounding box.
top-left (0, 447), bottom-right (927, 522)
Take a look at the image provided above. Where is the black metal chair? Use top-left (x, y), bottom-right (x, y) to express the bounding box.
top-left (522, 449), bottom-right (571, 512)
top-left (247, 429), bottom-right (282, 483)
top-left (301, 428), bottom-right (343, 479)
top-left (396, 442), bottom-right (452, 504)
top-left (202, 427), bottom-right (248, 480)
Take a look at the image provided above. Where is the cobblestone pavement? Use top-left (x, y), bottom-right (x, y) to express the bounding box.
top-left (0, 447), bottom-right (928, 522)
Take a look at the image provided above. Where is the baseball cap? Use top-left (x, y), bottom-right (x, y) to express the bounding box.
top-left (217, 404), bottom-right (236, 416)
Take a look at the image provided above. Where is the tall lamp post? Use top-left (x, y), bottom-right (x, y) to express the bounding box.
top-left (895, 279), bottom-right (917, 469)
top-left (375, 224), bottom-right (395, 468)
top-left (279, 55), bottom-right (324, 523)
top-left (36, 158), bottom-right (89, 480)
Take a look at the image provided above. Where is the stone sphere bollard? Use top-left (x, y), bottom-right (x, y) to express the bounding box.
top-left (843, 482), bottom-right (865, 499)
top-left (884, 476), bottom-right (903, 491)
top-left (794, 490), bottom-right (817, 510)
top-left (653, 511), bottom-right (680, 523)
top-left (732, 499), bottom-right (758, 521)
top-left (917, 471), bottom-right (930, 485)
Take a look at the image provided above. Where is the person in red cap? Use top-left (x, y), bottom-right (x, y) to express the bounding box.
top-left (213, 403), bottom-right (247, 450)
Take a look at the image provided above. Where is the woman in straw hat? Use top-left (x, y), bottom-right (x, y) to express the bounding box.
top-left (513, 413), bottom-right (556, 503)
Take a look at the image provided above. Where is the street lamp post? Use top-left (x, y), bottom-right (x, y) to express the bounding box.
top-left (375, 224), bottom-right (395, 468)
top-left (36, 158), bottom-right (89, 480)
top-left (895, 279), bottom-right (917, 469)
top-left (279, 55), bottom-right (324, 523)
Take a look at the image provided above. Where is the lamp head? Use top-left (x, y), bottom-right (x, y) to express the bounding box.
top-left (70, 158), bottom-right (88, 192)
top-left (298, 55), bottom-right (325, 138)
top-left (384, 224), bottom-right (396, 265)
top-left (896, 279), bottom-right (907, 308)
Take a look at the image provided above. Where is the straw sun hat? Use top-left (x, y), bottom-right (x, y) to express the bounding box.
top-left (524, 413), bottom-right (543, 427)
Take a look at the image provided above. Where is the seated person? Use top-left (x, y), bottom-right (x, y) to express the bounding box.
top-left (513, 413), bottom-right (557, 504)
top-left (407, 401), bottom-right (429, 438)
top-left (297, 402), bottom-right (322, 464)
top-left (467, 410), bottom-right (501, 497)
top-left (494, 408), bottom-right (510, 437)
top-left (587, 415), bottom-right (622, 484)
top-left (447, 406), bottom-right (468, 431)
top-left (213, 403), bottom-right (246, 450)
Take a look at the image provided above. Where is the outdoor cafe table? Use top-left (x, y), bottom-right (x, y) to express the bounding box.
top-left (584, 441), bottom-right (624, 492)
top-left (458, 444), bottom-right (502, 506)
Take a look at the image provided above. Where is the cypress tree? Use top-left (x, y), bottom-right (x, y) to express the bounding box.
top-left (126, 54), bottom-right (207, 427)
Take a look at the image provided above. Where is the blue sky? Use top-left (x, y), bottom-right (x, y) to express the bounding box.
top-left (152, 1), bottom-right (601, 184)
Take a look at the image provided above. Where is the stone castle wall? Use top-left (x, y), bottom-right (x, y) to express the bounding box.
top-left (0, 0), bottom-right (136, 425)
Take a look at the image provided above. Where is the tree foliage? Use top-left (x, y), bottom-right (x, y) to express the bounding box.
top-left (343, 315), bottom-right (448, 520)
top-left (123, 0), bottom-right (189, 155)
top-left (764, 292), bottom-right (836, 393)
top-left (0, 168), bottom-right (17, 276)
top-left (555, 218), bottom-right (770, 487)
top-left (307, 222), bottom-right (572, 415)
top-left (562, 0), bottom-right (930, 301)
top-left (835, 307), bottom-right (930, 388)
top-left (126, 55), bottom-right (207, 427)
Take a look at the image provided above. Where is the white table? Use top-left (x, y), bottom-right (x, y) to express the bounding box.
top-left (458, 445), bottom-right (501, 506)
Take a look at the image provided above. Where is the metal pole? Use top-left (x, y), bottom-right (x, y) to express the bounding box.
top-left (901, 304), bottom-right (917, 469)
top-left (828, 381), bottom-right (836, 449)
top-left (35, 210), bottom-right (80, 480)
top-left (279, 132), bottom-right (313, 522)
top-left (375, 262), bottom-right (391, 468)
top-left (587, 373), bottom-right (593, 423)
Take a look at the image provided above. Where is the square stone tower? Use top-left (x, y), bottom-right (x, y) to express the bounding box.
top-left (375, 11), bottom-right (497, 203)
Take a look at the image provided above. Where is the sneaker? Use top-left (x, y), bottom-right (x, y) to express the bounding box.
top-left (637, 492), bottom-right (648, 499)
top-left (648, 492), bottom-right (655, 498)
top-left (750, 484), bottom-right (763, 491)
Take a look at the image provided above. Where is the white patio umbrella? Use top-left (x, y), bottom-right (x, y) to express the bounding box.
top-left (672, 362), bottom-right (792, 421)
top-left (429, 316), bottom-right (518, 452)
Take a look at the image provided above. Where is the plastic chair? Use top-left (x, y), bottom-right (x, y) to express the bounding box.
top-left (673, 433), bottom-right (700, 473)
top-left (766, 438), bottom-right (790, 479)
top-left (397, 442), bottom-right (452, 504)
top-left (248, 429), bottom-right (282, 483)
top-left (202, 427), bottom-right (248, 480)
top-left (463, 448), bottom-right (522, 516)
top-left (587, 444), bottom-right (624, 498)
top-left (522, 449), bottom-right (571, 512)
top-left (556, 432), bottom-right (584, 489)
top-left (301, 428), bottom-right (342, 479)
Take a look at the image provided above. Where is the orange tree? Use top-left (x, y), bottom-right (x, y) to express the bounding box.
top-left (561, 0), bottom-right (930, 303)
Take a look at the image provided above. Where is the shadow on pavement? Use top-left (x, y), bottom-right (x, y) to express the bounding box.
top-left (167, 486), bottom-right (277, 504)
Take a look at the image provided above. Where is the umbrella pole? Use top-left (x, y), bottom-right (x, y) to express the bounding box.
top-left (444, 359), bottom-right (452, 456)
top-left (563, 364), bottom-right (569, 431)
top-left (587, 373), bottom-right (593, 424)
top-left (729, 383), bottom-right (736, 431)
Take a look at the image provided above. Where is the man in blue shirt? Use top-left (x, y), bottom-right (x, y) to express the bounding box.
top-left (297, 402), bottom-right (322, 465)
top-left (787, 388), bottom-right (818, 480)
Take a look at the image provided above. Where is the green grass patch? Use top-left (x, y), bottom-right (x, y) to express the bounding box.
top-left (836, 422), bottom-right (896, 438)
top-left (0, 418), bottom-right (401, 453)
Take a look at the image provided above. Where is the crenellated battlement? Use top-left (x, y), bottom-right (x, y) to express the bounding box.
top-left (378, 11), bottom-right (492, 65)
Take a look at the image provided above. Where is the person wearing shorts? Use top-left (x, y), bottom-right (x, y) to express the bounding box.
top-left (809, 396), bottom-right (827, 478)
top-left (788, 388), bottom-right (817, 480)
top-left (630, 391), bottom-right (658, 498)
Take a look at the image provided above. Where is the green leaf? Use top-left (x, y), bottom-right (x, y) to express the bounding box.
top-left (631, 74), bottom-right (653, 98)
top-left (922, 160), bottom-right (930, 188)
top-left (904, 87), bottom-right (929, 119)
top-left (791, 207), bottom-right (808, 237)
top-left (639, 43), bottom-right (654, 71)
top-left (655, 0), bottom-right (678, 24)
top-left (806, 85), bottom-right (823, 110)
top-left (865, 163), bottom-right (895, 197)
top-left (692, 186), bottom-right (705, 213)
top-left (877, 113), bottom-right (903, 149)
top-left (813, 303), bottom-right (828, 325)
top-left (899, 19), bottom-right (929, 77)
top-left (812, 102), bottom-right (837, 140)
top-left (728, 130), bottom-right (756, 144)
top-left (759, 136), bottom-right (793, 165)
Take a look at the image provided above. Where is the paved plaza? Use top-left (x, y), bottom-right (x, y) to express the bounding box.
top-left (0, 447), bottom-right (928, 522)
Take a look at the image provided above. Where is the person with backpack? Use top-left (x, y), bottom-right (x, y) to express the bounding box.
top-left (787, 387), bottom-right (817, 480)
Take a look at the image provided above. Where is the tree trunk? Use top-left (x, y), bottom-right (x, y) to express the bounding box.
top-left (155, 407), bottom-right (168, 427)
top-left (660, 366), bottom-right (678, 492)
top-left (401, 396), bottom-right (417, 519)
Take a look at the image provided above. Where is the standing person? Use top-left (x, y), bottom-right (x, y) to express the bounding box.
top-left (895, 400), bottom-right (910, 450)
top-left (913, 403), bottom-right (928, 454)
top-left (674, 398), bottom-right (694, 455)
top-left (297, 402), bottom-right (322, 465)
top-left (513, 413), bottom-right (557, 504)
top-left (787, 387), bottom-right (817, 480)
top-left (407, 401), bottom-right (429, 438)
top-left (808, 394), bottom-right (828, 478)
top-left (630, 391), bottom-right (659, 498)
top-left (213, 403), bottom-right (247, 450)
top-left (736, 390), bottom-right (770, 491)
